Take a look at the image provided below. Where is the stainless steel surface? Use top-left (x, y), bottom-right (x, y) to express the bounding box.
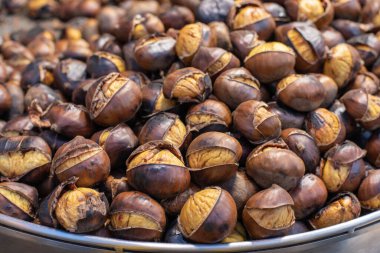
top-left (0, 212), bottom-right (380, 253)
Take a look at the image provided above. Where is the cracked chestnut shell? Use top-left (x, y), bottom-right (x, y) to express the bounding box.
top-left (312, 73), bottom-right (338, 108)
top-left (186, 99), bottom-right (232, 133)
top-left (24, 83), bottom-right (64, 111)
top-left (358, 170), bottom-right (380, 210)
top-left (20, 60), bottom-right (55, 89)
top-left (366, 131), bottom-right (380, 167)
top-left (242, 184), bottom-right (295, 239)
top-left (233, 100), bottom-right (282, 144)
top-left (290, 174), bottom-right (328, 219)
top-left (2, 116), bottom-right (36, 137)
top-left (109, 191), bottom-right (166, 241)
top-left (230, 30), bottom-right (264, 60)
top-left (244, 42), bottom-right (296, 83)
top-left (103, 175), bottom-right (130, 202)
top-left (348, 71), bottom-right (379, 95)
top-left (323, 43), bottom-right (362, 88)
top-left (0, 182), bottom-right (38, 221)
top-left (305, 108), bottom-right (346, 152)
top-left (329, 99), bottom-right (357, 137)
top-left (332, 0), bottom-right (361, 21)
top-left (134, 34), bottom-right (176, 71)
top-left (54, 58), bottom-right (87, 98)
top-left (52, 136), bottom-right (110, 187)
top-left (86, 72), bottom-right (142, 126)
top-left (86, 51), bottom-right (126, 79)
top-left (127, 141), bottom-right (190, 199)
top-left (319, 141), bottom-right (366, 193)
top-left (139, 113), bottom-right (188, 149)
top-left (186, 132), bottom-right (242, 186)
top-left (281, 128), bottom-right (320, 174)
top-left (213, 67), bottom-right (261, 109)
top-left (163, 67), bottom-right (212, 103)
top-left (348, 34), bottom-right (380, 67)
top-left (0, 136), bottom-right (51, 184)
top-left (91, 123), bottom-right (138, 169)
top-left (221, 222), bottom-right (247, 243)
top-left (309, 192), bottom-right (361, 229)
top-left (341, 89), bottom-right (380, 130)
top-left (55, 187), bottom-right (109, 233)
top-left (267, 102), bottom-right (305, 130)
top-left (246, 138), bottom-right (305, 190)
top-left (277, 74), bottom-right (326, 112)
top-left (179, 187), bottom-right (237, 243)
top-left (161, 184), bottom-right (200, 216)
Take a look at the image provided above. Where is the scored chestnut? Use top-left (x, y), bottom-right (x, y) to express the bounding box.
top-left (103, 175), bottom-right (130, 201)
top-left (86, 51), bottom-right (126, 79)
top-left (24, 83), bottom-right (64, 111)
top-left (230, 30), bottom-right (264, 60)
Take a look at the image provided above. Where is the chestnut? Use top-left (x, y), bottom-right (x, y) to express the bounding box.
top-left (186, 132), bottom-right (242, 185)
top-left (195, 0), bottom-right (233, 23)
top-left (54, 58), bottom-right (87, 98)
top-left (55, 187), bottom-right (109, 233)
top-left (55, 38), bottom-right (93, 61)
top-left (219, 169), bottom-right (259, 213)
top-left (138, 113), bottom-right (188, 148)
top-left (290, 174), bottom-right (328, 219)
top-left (332, 0), bottom-right (361, 21)
top-left (233, 100), bottom-right (282, 144)
top-left (277, 74), bottom-right (326, 112)
top-left (309, 192), bottom-right (361, 229)
top-left (161, 184), bottom-right (200, 216)
top-left (109, 191), bottom-right (166, 241)
top-left (263, 2), bottom-right (290, 25)
top-left (221, 222), bottom-right (247, 243)
top-left (175, 22), bottom-right (215, 65)
top-left (71, 79), bottom-right (95, 106)
top-left (267, 102), bottom-right (305, 130)
top-left (171, 0), bottom-right (200, 13)
top-left (321, 27), bottom-right (345, 48)
top-left (244, 42), bottom-right (296, 83)
top-left (163, 67), bottom-right (212, 103)
top-left (86, 51), bottom-right (126, 79)
top-left (331, 19), bottom-right (372, 40)
top-left (27, 33), bottom-right (55, 59)
top-left (159, 5), bottom-right (195, 30)
top-left (91, 123), bottom-right (138, 169)
top-left (286, 221), bottom-right (310, 235)
top-left (341, 89), bottom-right (380, 130)
top-left (209, 22), bottom-right (233, 51)
top-left (97, 6), bottom-right (124, 34)
top-left (52, 136), bottom-right (110, 187)
top-left (348, 71), bottom-right (379, 95)
top-left (242, 184), bottom-right (295, 239)
top-left (305, 108), bottom-right (346, 152)
top-left (312, 74), bottom-right (338, 108)
top-left (361, 0), bottom-right (380, 26)
top-left (134, 34), bottom-right (176, 71)
top-left (329, 99), bottom-right (358, 137)
top-left (0, 136), bottom-right (51, 184)
top-left (164, 221), bottom-right (188, 244)
top-left (323, 43), bottom-right (362, 88)
top-left (348, 34), bottom-right (380, 68)
top-left (358, 170), bottom-right (380, 210)
top-left (24, 83), bottom-right (64, 111)
top-left (27, 0), bottom-right (57, 19)
top-left (1, 115), bottom-right (36, 137)
top-left (366, 131), bottom-right (380, 167)
top-left (246, 138), bottom-right (305, 190)
top-left (227, 0), bottom-right (275, 41)
top-left (186, 99), bottom-right (232, 133)
top-left (121, 71), bottom-right (150, 87)
top-left (126, 141), bottom-right (190, 199)
top-left (230, 30), bottom-right (264, 61)
top-left (179, 187), bottom-right (237, 243)
top-left (191, 47), bottom-right (240, 79)
top-left (39, 130), bottom-right (69, 154)
top-left (284, 0), bottom-right (334, 29)
top-left (20, 60), bottom-right (55, 89)
top-left (213, 67), bottom-right (261, 109)
top-left (85, 72), bottom-right (142, 126)
top-left (281, 128), bottom-right (320, 174)
top-left (1, 40), bottom-right (34, 71)
top-left (0, 84), bottom-right (12, 115)
top-left (0, 182), bottom-right (38, 221)
top-left (103, 175), bottom-right (130, 202)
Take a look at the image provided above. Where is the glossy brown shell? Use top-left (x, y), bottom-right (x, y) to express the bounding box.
top-left (161, 184), bottom-right (200, 216)
top-left (358, 170), bottom-right (380, 210)
top-left (267, 102), bottom-right (305, 130)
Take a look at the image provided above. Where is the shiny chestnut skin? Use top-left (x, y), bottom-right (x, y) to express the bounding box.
top-left (91, 123), bottom-right (138, 169)
top-left (277, 74), bottom-right (326, 112)
top-left (227, 0), bottom-right (276, 41)
top-left (213, 68), bottom-right (261, 109)
top-left (358, 170), bottom-right (380, 210)
top-left (127, 141), bottom-right (190, 200)
top-left (309, 192), bottom-right (361, 229)
top-left (244, 42), bottom-right (296, 83)
top-left (319, 141), bottom-right (366, 193)
top-left (329, 99), bottom-right (358, 137)
top-left (341, 89), bottom-right (380, 130)
top-left (243, 184), bottom-right (295, 239)
top-left (161, 184), bottom-right (200, 216)
top-left (267, 102), bottom-right (305, 130)
top-left (163, 67), bottom-right (212, 103)
top-left (134, 34), bottom-right (176, 71)
top-left (209, 22), bottom-right (233, 51)
top-left (230, 30), bottom-right (264, 60)
top-left (121, 71), bottom-right (150, 87)
top-left (233, 100), bottom-right (282, 144)
top-left (0, 182), bottom-right (38, 221)
top-left (97, 6), bottom-right (124, 34)
top-left (54, 58), bottom-right (87, 98)
top-left (321, 27), bottom-right (345, 48)
top-left (312, 74), bottom-right (338, 108)
top-left (109, 191), bottom-right (166, 241)
top-left (24, 83), bottom-right (64, 111)
top-left (246, 138), bottom-right (305, 191)
top-left (290, 174), bottom-right (328, 219)
top-left (186, 132), bottom-right (242, 186)
top-left (1, 115), bottom-right (35, 137)
top-left (20, 60), bottom-right (55, 89)
top-left (332, 0), bottom-right (361, 21)
top-left (0, 136), bottom-right (51, 184)
top-left (86, 72), bottom-right (142, 126)
top-left (366, 131), bottom-right (380, 167)
top-left (281, 128), bottom-right (320, 174)
top-left (0, 84), bottom-right (12, 115)
top-left (195, 0), bottom-right (233, 23)
top-left (52, 136), bottom-right (110, 187)
top-left (159, 5), bottom-right (195, 30)
top-left (305, 108), bottom-right (346, 152)
top-left (39, 130), bottom-right (69, 154)
top-left (86, 51), bottom-right (126, 79)
top-left (348, 34), bottom-right (380, 68)
top-left (263, 2), bottom-right (290, 25)
top-left (331, 20), bottom-right (372, 40)
top-left (71, 79), bottom-right (95, 106)
top-left (348, 71), bottom-right (379, 95)
top-left (186, 99), bottom-right (232, 133)
top-left (179, 187), bottom-right (237, 243)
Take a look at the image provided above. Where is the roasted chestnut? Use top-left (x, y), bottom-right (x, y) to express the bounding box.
top-left (52, 136), bottom-right (110, 187)
top-left (348, 34), bottom-right (380, 67)
top-left (39, 130), bottom-right (69, 154)
top-left (86, 51), bottom-right (126, 79)
top-left (209, 22), bottom-right (233, 51)
top-left (161, 184), bottom-right (200, 216)
top-left (366, 131), bottom-right (380, 167)
top-left (1, 40), bottom-right (34, 71)
top-left (267, 102), bottom-right (305, 130)
top-left (186, 132), bottom-right (242, 186)
top-left (71, 79), bottom-right (95, 106)
top-left (332, 0), bottom-right (361, 21)
top-left (109, 191), bottom-right (166, 241)
top-left (246, 138), bottom-right (305, 190)
top-left (196, 0), bottom-right (233, 23)
top-left (178, 187), bottom-right (237, 243)
top-left (348, 71), bottom-right (379, 95)
top-left (54, 58), bottom-right (87, 98)
top-left (263, 2), bottom-right (290, 25)
top-left (24, 83), bottom-right (64, 111)
top-left (230, 30), bottom-right (264, 60)
top-left (121, 71), bottom-right (150, 87)
top-left (358, 170), bottom-right (380, 210)
top-left (312, 73), bottom-right (338, 108)
top-left (20, 60), bottom-right (55, 89)
top-left (329, 99), bottom-right (358, 137)
top-left (233, 100), bottom-right (282, 144)
top-left (242, 184), bottom-right (295, 239)
top-left (1, 115), bottom-right (35, 137)
top-left (321, 27), bottom-right (345, 48)
top-left (159, 5), bottom-right (195, 30)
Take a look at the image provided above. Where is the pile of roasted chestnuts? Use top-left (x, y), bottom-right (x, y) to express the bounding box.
top-left (1, 0), bottom-right (380, 245)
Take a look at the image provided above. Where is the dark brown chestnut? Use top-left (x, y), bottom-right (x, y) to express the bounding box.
top-left (1, 40), bottom-right (34, 71)
top-left (71, 79), bottom-right (95, 106)
top-left (1, 115), bottom-right (36, 137)
top-left (103, 175), bottom-right (130, 201)
top-left (230, 30), bottom-right (264, 60)
top-left (263, 2), bottom-right (290, 25)
top-left (0, 84), bottom-right (12, 115)
top-left (348, 34), bottom-right (380, 67)
top-left (312, 74), bottom-right (338, 108)
top-left (321, 27), bottom-right (345, 48)
top-left (161, 184), bottom-right (200, 216)
top-left (348, 71), bottom-right (379, 95)
top-left (331, 19), bottom-right (373, 40)
top-left (209, 22), bottom-right (233, 51)
top-left (195, 0), bottom-right (233, 23)
top-left (329, 99), bottom-right (358, 137)
top-left (86, 51), bottom-right (126, 79)
top-left (39, 130), bottom-right (69, 154)
top-left (54, 58), bottom-right (87, 98)
top-left (24, 83), bottom-right (64, 111)
top-left (267, 102), bottom-right (305, 130)
top-left (358, 170), bottom-right (380, 210)
top-left (20, 60), bottom-right (55, 89)
top-left (332, 0), bottom-right (361, 21)
top-left (159, 5), bottom-right (195, 30)
top-left (366, 131), bottom-right (380, 167)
